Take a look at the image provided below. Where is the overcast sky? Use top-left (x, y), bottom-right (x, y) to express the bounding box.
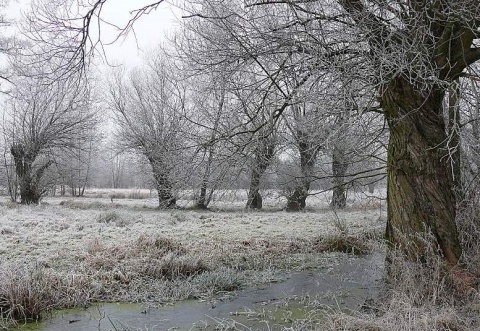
top-left (97, 1), bottom-right (181, 68)
top-left (6, 0), bottom-right (181, 69)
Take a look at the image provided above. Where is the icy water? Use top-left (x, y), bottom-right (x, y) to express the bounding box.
top-left (14, 253), bottom-right (384, 331)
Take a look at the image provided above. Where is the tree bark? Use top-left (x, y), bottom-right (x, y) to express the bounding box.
top-left (11, 144), bottom-right (53, 204)
top-left (196, 181), bottom-right (209, 209)
top-left (196, 146), bottom-right (214, 210)
top-left (330, 142), bottom-right (348, 209)
top-left (286, 186), bottom-right (307, 211)
top-left (150, 158), bottom-right (176, 208)
top-left (246, 138), bottom-right (275, 209)
top-left (246, 164), bottom-right (265, 209)
top-left (155, 172), bottom-right (176, 208)
top-left (286, 133), bottom-right (318, 211)
top-left (383, 77), bottom-right (461, 268)
top-left (447, 81), bottom-right (462, 200)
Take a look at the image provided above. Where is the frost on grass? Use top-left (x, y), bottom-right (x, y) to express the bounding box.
top-left (301, 234), bottom-right (480, 331)
top-left (0, 263), bottom-right (91, 324)
top-left (0, 191), bottom-right (386, 327)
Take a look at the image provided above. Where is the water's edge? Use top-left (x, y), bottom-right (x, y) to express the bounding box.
top-left (14, 253), bottom-right (384, 330)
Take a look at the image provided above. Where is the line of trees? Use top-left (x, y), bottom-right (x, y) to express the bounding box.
top-left (0, 0), bottom-right (479, 289)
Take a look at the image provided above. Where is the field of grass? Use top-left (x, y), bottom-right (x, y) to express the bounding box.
top-left (0, 188), bottom-right (478, 330)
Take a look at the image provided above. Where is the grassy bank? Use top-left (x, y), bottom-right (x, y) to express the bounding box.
top-left (0, 192), bottom-right (384, 329)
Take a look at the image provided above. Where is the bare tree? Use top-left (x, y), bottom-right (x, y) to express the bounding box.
top-left (107, 56), bottom-right (189, 208)
top-left (56, 132), bottom-right (98, 196)
top-left (39, 0), bottom-right (480, 283)
top-left (281, 103), bottom-right (322, 211)
top-left (186, 73), bottom-right (233, 209)
top-left (6, 74), bottom-right (96, 204)
top-left (108, 151), bottom-right (127, 189)
top-left (245, 125), bottom-right (276, 209)
top-left (460, 74), bottom-right (480, 186)
top-left (333, 1), bottom-right (480, 273)
top-left (183, 0), bottom-right (479, 279)
top-left (330, 117), bottom-right (350, 209)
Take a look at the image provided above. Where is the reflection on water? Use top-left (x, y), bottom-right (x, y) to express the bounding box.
top-left (14, 253), bottom-right (384, 331)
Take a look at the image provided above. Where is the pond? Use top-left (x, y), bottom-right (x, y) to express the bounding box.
top-left (14, 252), bottom-right (384, 330)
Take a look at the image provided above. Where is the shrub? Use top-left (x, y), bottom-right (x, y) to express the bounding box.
top-left (142, 253), bottom-right (208, 280)
top-left (0, 265), bottom-right (90, 324)
top-left (108, 191), bottom-right (150, 200)
top-left (0, 266), bottom-right (51, 322)
top-left (194, 267), bottom-right (244, 294)
top-left (312, 234), bottom-right (371, 255)
top-left (97, 211), bottom-right (120, 224)
top-left (59, 200), bottom-right (116, 209)
top-left (135, 235), bottom-right (186, 256)
top-left (127, 191), bottom-right (150, 199)
top-left (109, 192), bottom-right (126, 200)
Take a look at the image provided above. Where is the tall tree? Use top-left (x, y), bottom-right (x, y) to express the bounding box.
top-left (56, 132), bottom-right (98, 196)
top-left (107, 57), bottom-right (189, 208)
top-left (182, 71), bottom-right (236, 209)
top-left (7, 76), bottom-right (96, 204)
top-left (282, 103), bottom-right (322, 211)
top-left (37, 0), bottom-right (480, 283)
top-left (220, 0), bottom-right (479, 278)
top-left (334, 1), bottom-right (479, 271)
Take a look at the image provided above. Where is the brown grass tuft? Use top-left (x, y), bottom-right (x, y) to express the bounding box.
top-left (142, 253), bottom-right (208, 280)
top-left (135, 235), bottom-right (187, 256)
top-left (312, 234), bottom-right (371, 255)
top-left (0, 265), bottom-right (91, 325)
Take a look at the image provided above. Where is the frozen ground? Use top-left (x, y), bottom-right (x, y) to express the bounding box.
top-left (0, 188), bottom-right (387, 331)
top-left (55, 187), bottom-right (387, 210)
top-left (0, 188), bottom-right (386, 267)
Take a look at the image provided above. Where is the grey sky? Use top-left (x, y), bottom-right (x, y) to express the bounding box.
top-left (5, 0), bottom-right (180, 68)
top-left (98, 1), bottom-right (181, 68)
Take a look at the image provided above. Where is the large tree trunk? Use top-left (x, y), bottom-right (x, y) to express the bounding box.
top-left (246, 139), bottom-right (275, 210)
top-left (154, 172), bottom-right (176, 208)
top-left (150, 159), bottom-right (176, 208)
top-left (383, 77), bottom-right (461, 268)
top-left (246, 181), bottom-right (263, 209)
top-left (246, 163), bottom-right (266, 210)
top-left (286, 134), bottom-right (318, 211)
top-left (196, 180), bottom-right (209, 210)
top-left (286, 186), bottom-right (308, 211)
top-left (11, 144), bottom-right (52, 205)
top-left (330, 142), bottom-right (348, 209)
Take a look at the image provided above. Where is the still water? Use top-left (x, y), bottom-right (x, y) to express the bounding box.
top-left (15, 253), bottom-right (384, 330)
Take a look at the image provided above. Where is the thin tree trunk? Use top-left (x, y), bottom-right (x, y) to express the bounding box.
top-left (447, 80), bottom-right (462, 199)
top-left (196, 146), bottom-right (214, 209)
top-left (4, 152), bottom-right (17, 202)
top-left (383, 77), bottom-right (461, 268)
top-left (79, 143), bottom-right (92, 197)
